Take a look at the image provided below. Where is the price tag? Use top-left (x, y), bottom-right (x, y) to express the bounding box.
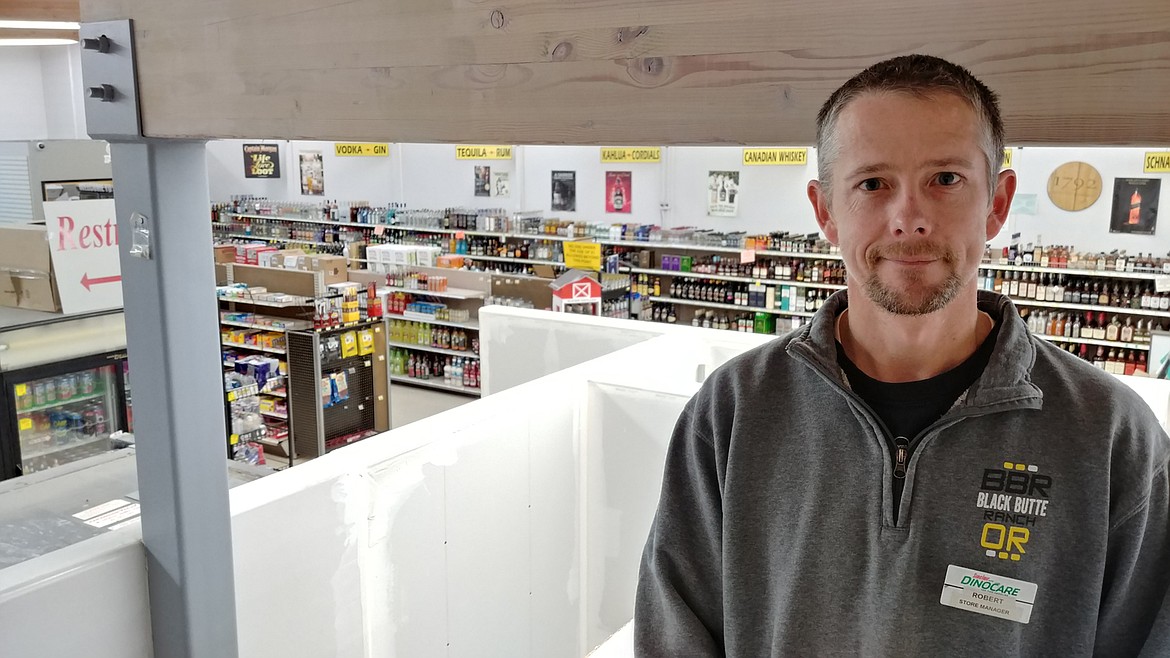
top-left (14, 384), bottom-right (27, 397)
top-left (455, 231), bottom-right (466, 239)
top-left (1155, 276), bottom-right (1170, 293)
top-left (374, 225), bottom-right (385, 236)
top-left (19, 417), bottom-right (32, 431)
top-left (740, 249), bottom-right (756, 264)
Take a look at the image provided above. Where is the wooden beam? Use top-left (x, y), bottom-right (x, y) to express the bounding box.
top-left (80, 0), bottom-right (1170, 145)
top-left (0, 28), bottom-right (77, 41)
top-left (0, 0), bottom-right (79, 22)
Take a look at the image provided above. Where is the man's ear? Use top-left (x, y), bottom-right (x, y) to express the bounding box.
top-left (808, 180), bottom-right (838, 244)
top-left (986, 169), bottom-right (1017, 240)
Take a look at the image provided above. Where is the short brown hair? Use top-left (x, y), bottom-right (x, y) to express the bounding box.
top-left (815, 54), bottom-right (1005, 196)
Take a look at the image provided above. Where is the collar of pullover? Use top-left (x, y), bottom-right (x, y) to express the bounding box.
top-left (788, 289), bottom-right (1044, 412)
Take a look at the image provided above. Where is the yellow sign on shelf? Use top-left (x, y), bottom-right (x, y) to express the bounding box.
top-left (14, 384), bottom-right (27, 397)
top-left (1002, 149), bottom-right (1014, 169)
top-left (456, 145), bottom-right (513, 160)
top-left (743, 148), bottom-right (808, 166)
top-left (1145, 152), bottom-right (1170, 173)
top-left (601, 147), bottom-right (662, 163)
top-left (564, 241), bottom-right (602, 271)
top-left (334, 143), bottom-right (389, 157)
top-left (19, 417), bottom-right (32, 431)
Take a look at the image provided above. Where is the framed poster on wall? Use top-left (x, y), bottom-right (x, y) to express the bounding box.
top-left (1110, 178), bottom-right (1160, 235)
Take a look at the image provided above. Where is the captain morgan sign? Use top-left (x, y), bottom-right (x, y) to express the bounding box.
top-left (43, 199), bottom-right (123, 314)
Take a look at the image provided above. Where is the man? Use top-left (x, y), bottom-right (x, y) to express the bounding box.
top-left (635, 55), bottom-right (1169, 656)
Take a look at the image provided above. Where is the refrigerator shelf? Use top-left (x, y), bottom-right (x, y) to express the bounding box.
top-left (16, 390), bottom-right (107, 416)
top-left (22, 434), bottom-right (110, 461)
top-left (230, 428), bottom-right (267, 445)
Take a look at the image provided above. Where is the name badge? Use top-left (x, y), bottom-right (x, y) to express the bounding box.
top-left (940, 565), bottom-right (1036, 624)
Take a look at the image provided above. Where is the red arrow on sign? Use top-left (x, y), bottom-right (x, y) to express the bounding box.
top-left (81, 273), bottom-right (122, 291)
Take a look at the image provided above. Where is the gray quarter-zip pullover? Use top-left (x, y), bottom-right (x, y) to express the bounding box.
top-left (635, 290), bottom-right (1170, 656)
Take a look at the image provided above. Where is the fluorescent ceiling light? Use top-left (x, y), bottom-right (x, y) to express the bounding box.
top-left (0, 21), bottom-right (81, 30)
top-left (0, 39), bottom-right (79, 46)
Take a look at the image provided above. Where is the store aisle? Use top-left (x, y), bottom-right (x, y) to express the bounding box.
top-left (390, 384), bottom-right (474, 428)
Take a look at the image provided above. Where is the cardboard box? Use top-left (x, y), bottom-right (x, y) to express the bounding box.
top-left (213, 245), bottom-right (236, 264)
top-left (301, 255), bottom-right (348, 285)
top-left (0, 225), bottom-right (62, 312)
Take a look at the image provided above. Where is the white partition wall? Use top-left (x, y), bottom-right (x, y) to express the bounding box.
top-left (5, 315), bottom-right (1167, 656)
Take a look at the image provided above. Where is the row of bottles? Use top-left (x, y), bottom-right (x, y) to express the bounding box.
top-left (741, 232), bottom-right (840, 254)
top-left (216, 196), bottom-right (400, 224)
top-left (459, 236), bottom-right (563, 262)
top-left (389, 349), bottom-right (481, 389)
top-left (213, 215), bottom-right (366, 245)
top-left (1050, 342), bottom-right (1149, 376)
top-left (989, 244), bottom-right (1170, 273)
top-left (388, 320), bottom-right (478, 353)
top-left (1018, 309), bottom-right (1163, 344)
top-left (601, 300), bottom-right (630, 319)
top-left (981, 270), bottom-right (1170, 310)
top-left (682, 256), bottom-right (847, 285)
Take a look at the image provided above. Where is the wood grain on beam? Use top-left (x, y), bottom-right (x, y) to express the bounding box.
top-left (0, 28), bottom-right (77, 41)
top-left (0, 0), bottom-right (78, 22)
top-left (80, 0), bottom-right (1170, 145)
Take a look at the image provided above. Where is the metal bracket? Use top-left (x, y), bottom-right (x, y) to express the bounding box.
top-left (79, 20), bottom-right (142, 140)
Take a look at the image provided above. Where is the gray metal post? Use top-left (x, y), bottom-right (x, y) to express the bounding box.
top-left (81, 21), bottom-right (239, 658)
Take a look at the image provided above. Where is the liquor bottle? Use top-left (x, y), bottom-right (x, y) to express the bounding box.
top-left (1121, 317), bottom-right (1136, 343)
top-left (1106, 315), bottom-right (1121, 342)
top-left (1106, 349), bottom-right (1119, 374)
top-left (1008, 271), bottom-right (1020, 297)
top-left (994, 270), bottom-right (1004, 293)
top-left (1093, 313), bottom-right (1108, 341)
top-left (1129, 190), bottom-right (1142, 225)
top-left (1079, 313), bottom-right (1093, 339)
top-left (1118, 348), bottom-right (1137, 374)
top-left (1093, 346), bottom-right (1106, 369)
top-left (1071, 314), bottom-right (1082, 339)
top-left (1136, 353), bottom-right (1148, 376)
top-left (612, 185), bottom-right (625, 212)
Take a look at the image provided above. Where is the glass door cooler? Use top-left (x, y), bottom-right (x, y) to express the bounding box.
top-left (2, 353), bottom-right (129, 478)
top-left (0, 309), bottom-right (129, 481)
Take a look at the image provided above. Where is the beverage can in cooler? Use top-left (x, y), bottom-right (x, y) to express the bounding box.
top-left (90, 405), bottom-right (107, 436)
top-left (33, 382), bottom-right (46, 407)
top-left (80, 371), bottom-right (96, 395)
top-left (33, 411), bottom-right (50, 434)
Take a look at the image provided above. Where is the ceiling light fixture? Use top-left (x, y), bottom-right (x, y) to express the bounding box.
top-left (0, 21), bottom-right (81, 30)
top-left (0, 38), bottom-right (79, 46)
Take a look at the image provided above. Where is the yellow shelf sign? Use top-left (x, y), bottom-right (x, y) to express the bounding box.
top-left (1145, 152), bottom-right (1170, 173)
top-left (743, 148), bottom-right (808, 166)
top-left (19, 417), bottom-right (32, 431)
top-left (601, 147), bottom-right (662, 163)
top-left (564, 241), bottom-right (602, 271)
top-left (334, 143), bottom-right (389, 157)
top-left (456, 145), bottom-right (513, 160)
top-left (1002, 149), bottom-right (1014, 169)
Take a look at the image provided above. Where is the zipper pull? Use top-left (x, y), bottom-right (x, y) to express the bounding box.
top-left (894, 436), bottom-right (910, 479)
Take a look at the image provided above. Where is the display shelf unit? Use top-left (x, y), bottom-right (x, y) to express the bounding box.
top-left (383, 285), bottom-right (486, 300)
top-left (1033, 334), bottom-right (1146, 350)
top-left (389, 374), bottom-right (480, 396)
top-left (1009, 298), bottom-right (1168, 317)
top-left (388, 225), bottom-right (586, 242)
top-left (626, 266), bottom-right (847, 291)
top-left (981, 262), bottom-right (1170, 281)
top-left (286, 320), bottom-right (389, 460)
top-left (462, 254), bottom-right (567, 268)
top-left (22, 434), bottom-right (110, 462)
top-left (649, 296), bottom-right (817, 317)
top-left (213, 231), bottom-right (334, 248)
top-left (221, 341), bottom-right (287, 355)
top-left (388, 341), bottom-right (480, 359)
top-left (395, 313), bottom-right (480, 330)
top-left (222, 211), bottom-right (386, 228)
top-left (17, 390), bottom-right (106, 415)
top-left (260, 410), bottom-right (288, 420)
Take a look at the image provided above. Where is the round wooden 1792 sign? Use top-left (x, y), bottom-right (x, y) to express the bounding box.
top-left (1047, 161), bottom-right (1102, 212)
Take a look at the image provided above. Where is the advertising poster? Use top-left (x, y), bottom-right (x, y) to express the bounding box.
top-left (474, 166), bottom-right (491, 197)
top-left (299, 151), bottom-right (324, 196)
top-left (243, 144), bottom-right (281, 179)
top-left (605, 171), bottom-right (632, 213)
top-left (552, 170), bottom-right (577, 211)
top-left (708, 170), bottom-right (740, 217)
top-left (1110, 178), bottom-right (1160, 235)
top-left (492, 171), bottom-right (510, 197)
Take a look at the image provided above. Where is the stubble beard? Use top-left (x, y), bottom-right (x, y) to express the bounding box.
top-left (861, 242), bottom-right (965, 316)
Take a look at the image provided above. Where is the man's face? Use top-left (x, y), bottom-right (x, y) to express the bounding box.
top-left (808, 91), bottom-right (1014, 315)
